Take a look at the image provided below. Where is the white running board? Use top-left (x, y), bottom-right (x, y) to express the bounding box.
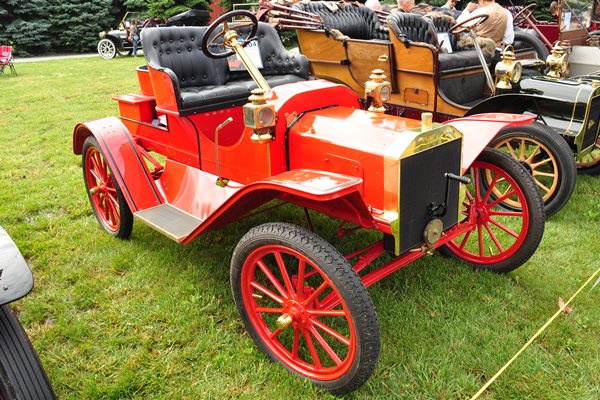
top-left (134, 204), bottom-right (202, 242)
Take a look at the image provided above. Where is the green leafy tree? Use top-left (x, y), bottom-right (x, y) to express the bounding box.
top-left (48, 0), bottom-right (113, 52)
top-left (147, 0), bottom-right (212, 19)
top-left (0, 0), bottom-right (54, 55)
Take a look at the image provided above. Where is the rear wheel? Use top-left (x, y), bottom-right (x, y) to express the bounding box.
top-left (231, 223), bottom-right (380, 394)
top-left (0, 305), bottom-right (55, 400)
top-left (97, 39), bottom-right (117, 59)
top-left (82, 136), bottom-right (133, 238)
top-left (489, 122), bottom-right (576, 217)
top-left (576, 140), bottom-right (600, 175)
top-left (439, 149), bottom-right (545, 273)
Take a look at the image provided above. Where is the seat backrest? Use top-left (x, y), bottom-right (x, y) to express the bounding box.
top-left (388, 12), bottom-right (439, 46)
top-left (294, 2), bottom-right (389, 40)
top-left (141, 24), bottom-right (308, 88)
top-left (142, 27), bottom-right (228, 88)
top-left (225, 23), bottom-right (310, 81)
top-left (424, 12), bottom-right (457, 50)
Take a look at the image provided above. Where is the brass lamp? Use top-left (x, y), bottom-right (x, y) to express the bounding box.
top-left (495, 46), bottom-right (522, 90)
top-left (244, 88), bottom-right (276, 144)
top-left (364, 69), bottom-right (391, 113)
top-left (545, 43), bottom-right (569, 79)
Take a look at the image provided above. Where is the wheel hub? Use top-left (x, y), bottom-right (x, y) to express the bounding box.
top-left (281, 300), bottom-right (309, 328)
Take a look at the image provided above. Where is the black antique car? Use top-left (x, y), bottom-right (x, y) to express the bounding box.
top-left (97, 10), bottom-right (211, 59)
top-left (0, 226), bottom-right (55, 399)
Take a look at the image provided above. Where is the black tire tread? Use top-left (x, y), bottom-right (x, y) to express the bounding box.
top-left (231, 222), bottom-right (380, 394)
top-left (0, 305), bottom-right (55, 400)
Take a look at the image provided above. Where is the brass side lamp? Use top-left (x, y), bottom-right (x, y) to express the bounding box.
top-left (364, 69), bottom-right (391, 113)
top-left (495, 46), bottom-right (522, 90)
top-left (545, 42), bottom-right (569, 79)
top-left (244, 88), bottom-right (276, 144)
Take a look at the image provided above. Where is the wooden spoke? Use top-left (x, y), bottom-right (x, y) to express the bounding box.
top-left (311, 318), bottom-right (351, 346)
top-left (309, 326), bottom-right (343, 366)
top-left (489, 217), bottom-right (519, 238)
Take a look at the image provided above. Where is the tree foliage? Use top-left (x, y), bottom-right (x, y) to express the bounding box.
top-left (0, 0), bottom-right (54, 55)
top-left (48, 0), bottom-right (113, 53)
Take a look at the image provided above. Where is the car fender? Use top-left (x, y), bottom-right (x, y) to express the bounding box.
top-left (0, 227), bottom-right (33, 306)
top-left (444, 113), bottom-right (535, 172)
top-left (465, 93), bottom-right (541, 116)
top-left (73, 117), bottom-right (163, 213)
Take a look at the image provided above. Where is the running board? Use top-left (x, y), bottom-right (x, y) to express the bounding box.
top-left (134, 204), bottom-right (203, 242)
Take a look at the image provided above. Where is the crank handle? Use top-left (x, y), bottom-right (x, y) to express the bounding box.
top-left (445, 173), bottom-right (471, 185)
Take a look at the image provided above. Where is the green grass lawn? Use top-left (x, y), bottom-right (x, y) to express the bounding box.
top-left (1, 58), bottom-right (599, 399)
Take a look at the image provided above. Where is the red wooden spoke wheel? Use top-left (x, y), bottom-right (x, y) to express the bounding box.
top-left (82, 137), bottom-right (133, 238)
top-left (440, 149), bottom-right (545, 273)
top-left (231, 223), bottom-right (380, 394)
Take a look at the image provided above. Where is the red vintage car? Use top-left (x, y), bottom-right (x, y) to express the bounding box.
top-left (73, 11), bottom-right (545, 394)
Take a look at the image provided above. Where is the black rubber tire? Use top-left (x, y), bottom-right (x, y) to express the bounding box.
top-left (82, 136), bottom-right (133, 239)
top-left (490, 122), bottom-right (576, 218)
top-left (438, 148), bottom-right (545, 273)
top-left (513, 31), bottom-right (549, 60)
top-left (0, 305), bottom-right (55, 400)
top-left (231, 222), bottom-right (380, 394)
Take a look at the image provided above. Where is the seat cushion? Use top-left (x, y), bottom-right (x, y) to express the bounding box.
top-left (438, 50), bottom-right (491, 72)
top-left (180, 75), bottom-right (308, 114)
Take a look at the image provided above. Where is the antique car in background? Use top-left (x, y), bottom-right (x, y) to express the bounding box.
top-left (74, 11), bottom-right (546, 394)
top-left (511, 0), bottom-right (600, 74)
top-left (0, 226), bottom-right (55, 400)
top-left (97, 10), bottom-right (210, 59)
top-left (262, 1), bottom-right (600, 217)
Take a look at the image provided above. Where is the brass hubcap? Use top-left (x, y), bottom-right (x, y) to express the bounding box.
top-left (276, 314), bottom-right (293, 330)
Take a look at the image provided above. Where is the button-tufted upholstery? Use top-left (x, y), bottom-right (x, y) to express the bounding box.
top-left (293, 2), bottom-right (389, 40)
top-left (388, 12), bottom-right (490, 73)
top-left (142, 23), bottom-right (309, 115)
top-left (388, 12), bottom-right (439, 47)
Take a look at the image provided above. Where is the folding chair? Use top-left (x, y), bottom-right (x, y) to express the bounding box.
top-left (0, 46), bottom-right (17, 76)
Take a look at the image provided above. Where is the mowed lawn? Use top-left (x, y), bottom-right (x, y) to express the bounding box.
top-left (0, 57), bottom-right (599, 399)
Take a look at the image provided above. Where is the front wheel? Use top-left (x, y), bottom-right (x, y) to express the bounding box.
top-left (82, 136), bottom-right (133, 238)
top-left (439, 149), bottom-right (545, 273)
top-left (231, 223), bottom-right (380, 394)
top-left (489, 122), bottom-right (576, 218)
top-left (97, 38), bottom-right (117, 59)
top-left (0, 305), bottom-right (56, 400)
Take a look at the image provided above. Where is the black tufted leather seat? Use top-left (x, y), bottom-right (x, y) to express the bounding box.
top-left (142, 24), bottom-right (309, 115)
top-left (388, 12), bottom-right (439, 47)
top-left (293, 2), bottom-right (389, 40)
top-left (388, 12), bottom-right (490, 73)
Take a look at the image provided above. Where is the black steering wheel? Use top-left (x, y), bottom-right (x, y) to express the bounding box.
top-left (201, 10), bottom-right (258, 59)
top-left (512, 3), bottom-right (537, 26)
top-left (449, 14), bottom-right (490, 34)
